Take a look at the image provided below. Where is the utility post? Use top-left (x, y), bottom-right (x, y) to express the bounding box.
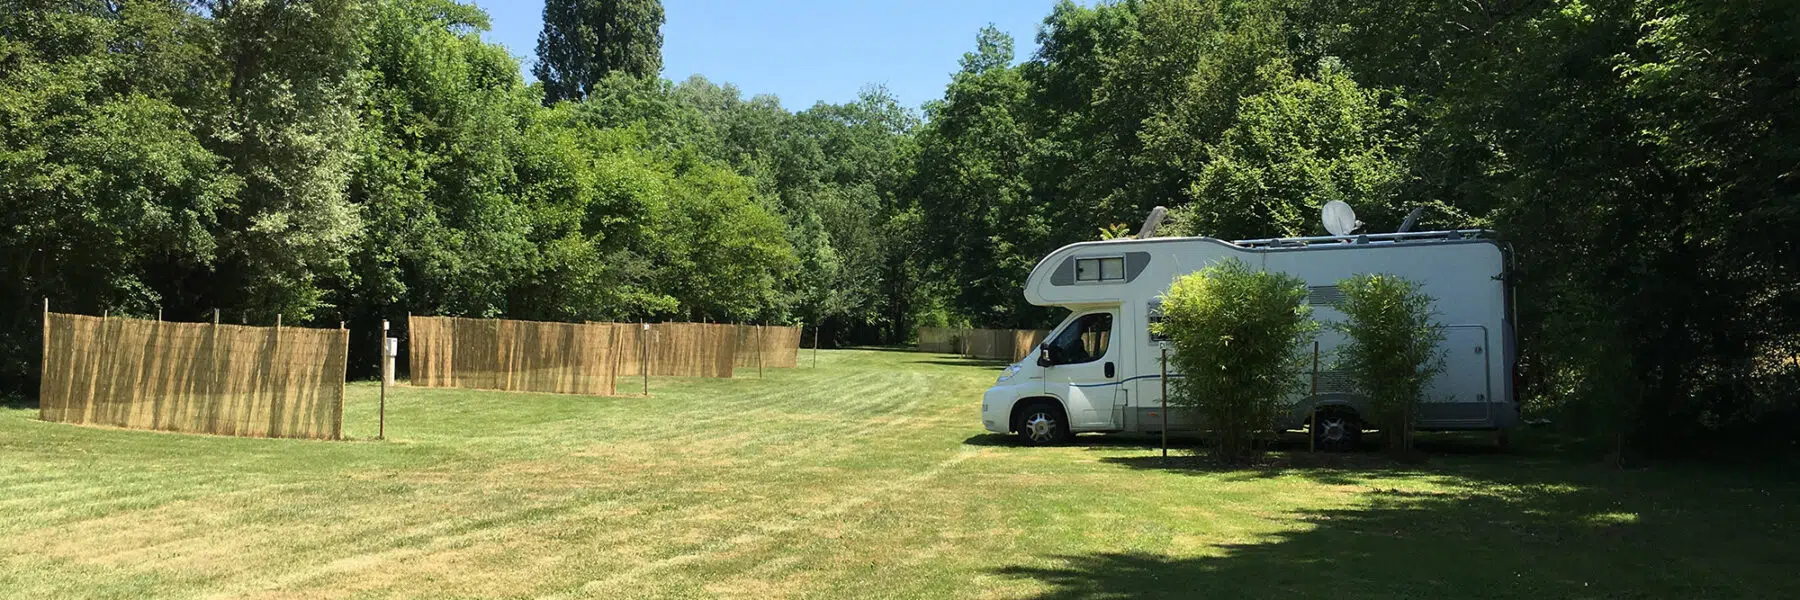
top-left (1160, 344), bottom-right (1169, 459)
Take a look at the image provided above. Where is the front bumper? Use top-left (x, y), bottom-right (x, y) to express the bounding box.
top-left (981, 384), bottom-right (1027, 433)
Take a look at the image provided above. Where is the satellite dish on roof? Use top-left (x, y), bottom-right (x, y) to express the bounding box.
top-left (1321, 201), bottom-right (1362, 236)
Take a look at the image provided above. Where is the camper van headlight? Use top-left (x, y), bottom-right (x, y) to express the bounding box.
top-left (997, 364), bottom-right (1021, 383)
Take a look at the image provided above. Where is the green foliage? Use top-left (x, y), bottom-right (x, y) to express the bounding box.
top-left (1299, 0), bottom-right (1800, 455)
top-left (1174, 62), bottom-right (1414, 238)
top-left (1329, 274), bottom-right (1446, 451)
top-left (1156, 258), bottom-right (1317, 463)
top-left (353, 0), bottom-right (539, 320)
top-left (208, 0), bottom-right (368, 321)
top-left (534, 0), bottom-right (665, 103)
top-left (911, 26), bottom-right (1047, 329)
top-left (643, 158), bottom-right (796, 321)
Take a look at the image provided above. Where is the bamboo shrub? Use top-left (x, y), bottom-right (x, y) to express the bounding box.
top-left (1155, 258), bottom-right (1317, 464)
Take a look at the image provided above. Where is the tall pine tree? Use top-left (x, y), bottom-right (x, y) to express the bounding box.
top-left (534, 0), bottom-right (664, 103)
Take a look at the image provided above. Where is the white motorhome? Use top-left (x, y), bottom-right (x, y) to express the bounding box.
top-left (978, 229), bottom-right (1518, 449)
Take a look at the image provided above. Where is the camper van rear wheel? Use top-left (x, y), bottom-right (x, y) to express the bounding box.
top-left (1014, 401), bottom-right (1069, 446)
top-left (1313, 409), bottom-right (1363, 452)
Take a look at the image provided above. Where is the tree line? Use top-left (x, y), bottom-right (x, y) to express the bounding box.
top-left (2, 0), bottom-right (909, 386)
top-left (4, 0), bottom-right (1796, 456)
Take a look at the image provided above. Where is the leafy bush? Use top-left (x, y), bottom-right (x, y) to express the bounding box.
top-left (1156, 258), bottom-right (1317, 463)
top-left (1330, 274), bottom-right (1445, 452)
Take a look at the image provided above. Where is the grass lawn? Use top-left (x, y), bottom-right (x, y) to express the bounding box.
top-left (2, 349), bottom-right (1797, 599)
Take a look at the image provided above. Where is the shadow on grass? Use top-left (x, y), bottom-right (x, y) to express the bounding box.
top-left (965, 431), bottom-right (1504, 458)
top-left (962, 434), bottom-right (1014, 447)
top-left (906, 357), bottom-right (1013, 368)
top-left (1096, 433), bottom-right (1532, 485)
top-left (994, 460), bottom-right (1800, 599)
top-left (1097, 453), bottom-right (1438, 486)
top-left (961, 433), bottom-right (1194, 450)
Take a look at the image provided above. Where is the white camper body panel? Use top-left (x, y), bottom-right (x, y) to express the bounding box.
top-left (978, 232), bottom-right (1517, 437)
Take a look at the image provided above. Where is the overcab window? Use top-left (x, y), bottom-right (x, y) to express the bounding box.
top-left (1075, 257), bottom-right (1126, 282)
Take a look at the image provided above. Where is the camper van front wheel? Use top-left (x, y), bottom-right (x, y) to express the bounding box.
top-left (1014, 401), bottom-right (1070, 446)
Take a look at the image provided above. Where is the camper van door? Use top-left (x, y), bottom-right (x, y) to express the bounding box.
top-left (1042, 308), bottom-right (1124, 430)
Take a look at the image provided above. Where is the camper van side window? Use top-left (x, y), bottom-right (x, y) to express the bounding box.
top-left (1047, 313), bottom-right (1112, 365)
top-left (1075, 257), bottom-right (1127, 282)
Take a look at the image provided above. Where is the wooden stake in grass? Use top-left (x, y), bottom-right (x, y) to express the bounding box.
top-left (379, 318), bottom-right (388, 440)
top-left (1160, 346), bottom-right (1169, 459)
top-left (812, 323), bottom-right (820, 368)
top-left (1310, 341), bottom-right (1319, 453)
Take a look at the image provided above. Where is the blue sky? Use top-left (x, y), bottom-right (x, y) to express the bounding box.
top-left (469, 0), bottom-right (1060, 111)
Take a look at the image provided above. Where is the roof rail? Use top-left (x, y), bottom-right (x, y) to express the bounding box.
top-left (1231, 229), bottom-right (1493, 248)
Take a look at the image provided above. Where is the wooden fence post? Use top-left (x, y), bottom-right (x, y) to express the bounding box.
top-left (758, 325), bottom-right (765, 379)
top-left (610, 322), bottom-right (623, 396)
top-left (336, 320), bottom-right (347, 440)
top-left (272, 314), bottom-right (282, 438)
top-left (40, 298), bottom-right (49, 421)
top-left (207, 309), bottom-right (219, 434)
top-left (210, 309), bottom-right (220, 436)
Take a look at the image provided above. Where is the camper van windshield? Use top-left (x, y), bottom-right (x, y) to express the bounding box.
top-left (1047, 312), bottom-right (1112, 365)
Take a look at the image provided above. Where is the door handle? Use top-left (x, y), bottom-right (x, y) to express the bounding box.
top-left (1104, 361), bottom-right (1115, 379)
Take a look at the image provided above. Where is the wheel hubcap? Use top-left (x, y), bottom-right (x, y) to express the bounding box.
top-left (1319, 417), bottom-right (1347, 442)
top-left (1023, 412), bottom-right (1057, 442)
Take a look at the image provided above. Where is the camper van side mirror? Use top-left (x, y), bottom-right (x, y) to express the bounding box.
top-left (1036, 343), bottom-right (1055, 367)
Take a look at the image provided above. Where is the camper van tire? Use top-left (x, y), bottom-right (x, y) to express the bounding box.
top-left (1013, 400), bottom-right (1071, 446)
top-left (1311, 408), bottom-right (1363, 452)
